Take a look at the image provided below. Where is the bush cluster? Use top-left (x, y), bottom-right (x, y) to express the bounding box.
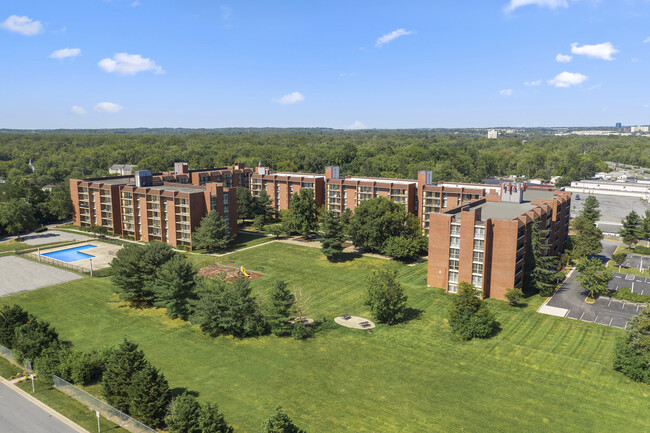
top-left (448, 283), bottom-right (499, 340)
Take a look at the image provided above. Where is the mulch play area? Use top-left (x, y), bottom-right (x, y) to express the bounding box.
top-left (198, 263), bottom-right (266, 282)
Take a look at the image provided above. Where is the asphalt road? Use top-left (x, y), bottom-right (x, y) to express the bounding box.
top-left (0, 382), bottom-right (81, 433)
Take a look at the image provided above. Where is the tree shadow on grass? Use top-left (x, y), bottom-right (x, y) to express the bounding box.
top-left (170, 387), bottom-right (199, 398)
top-left (395, 307), bottom-right (424, 324)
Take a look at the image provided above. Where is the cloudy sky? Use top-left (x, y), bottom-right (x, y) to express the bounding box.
top-left (1, 0), bottom-right (650, 129)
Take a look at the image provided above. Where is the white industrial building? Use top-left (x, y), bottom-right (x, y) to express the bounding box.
top-left (565, 179), bottom-right (650, 201)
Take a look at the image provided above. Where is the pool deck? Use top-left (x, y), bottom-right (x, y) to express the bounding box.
top-left (36, 242), bottom-right (123, 271)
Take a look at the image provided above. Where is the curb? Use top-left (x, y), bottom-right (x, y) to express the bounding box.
top-left (0, 376), bottom-right (89, 433)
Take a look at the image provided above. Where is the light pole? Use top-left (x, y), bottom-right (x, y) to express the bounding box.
top-left (89, 258), bottom-right (93, 277)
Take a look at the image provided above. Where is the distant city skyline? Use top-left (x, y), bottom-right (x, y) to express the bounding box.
top-left (1, 0), bottom-right (650, 129)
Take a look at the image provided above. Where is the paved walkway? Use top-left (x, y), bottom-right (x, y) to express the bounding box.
top-left (0, 378), bottom-right (87, 433)
top-left (334, 315), bottom-right (376, 329)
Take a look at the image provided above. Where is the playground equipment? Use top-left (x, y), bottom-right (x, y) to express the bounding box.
top-left (240, 266), bottom-right (250, 278)
top-left (198, 262), bottom-right (265, 282)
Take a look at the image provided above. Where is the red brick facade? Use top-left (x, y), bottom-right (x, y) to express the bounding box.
top-left (427, 189), bottom-right (571, 300)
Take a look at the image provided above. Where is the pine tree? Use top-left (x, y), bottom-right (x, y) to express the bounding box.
top-left (192, 211), bottom-right (232, 251)
top-left (581, 195), bottom-right (601, 223)
top-left (166, 392), bottom-right (202, 433)
top-left (261, 406), bottom-right (306, 433)
top-left (319, 211), bottom-right (345, 260)
top-left (102, 339), bottom-right (149, 413)
top-left (525, 219), bottom-right (560, 296)
top-left (237, 186), bottom-right (256, 223)
top-left (255, 190), bottom-right (274, 221)
top-left (128, 364), bottom-right (171, 428)
top-left (0, 304), bottom-right (31, 349)
top-left (198, 402), bottom-right (234, 433)
top-left (620, 211), bottom-right (642, 241)
top-left (570, 215), bottom-right (603, 259)
top-left (153, 255), bottom-right (196, 320)
top-left (640, 210), bottom-right (650, 240)
top-left (265, 280), bottom-right (295, 336)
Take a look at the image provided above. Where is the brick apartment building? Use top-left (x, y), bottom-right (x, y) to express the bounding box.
top-left (427, 183), bottom-right (571, 300)
top-left (250, 167), bottom-right (326, 212)
top-left (70, 163), bottom-right (242, 248)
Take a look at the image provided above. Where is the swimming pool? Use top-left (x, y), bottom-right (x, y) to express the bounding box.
top-left (42, 245), bottom-right (97, 263)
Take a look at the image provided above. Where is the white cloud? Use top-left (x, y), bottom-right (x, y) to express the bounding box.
top-left (548, 71), bottom-right (587, 88)
top-left (570, 42), bottom-right (618, 61)
top-left (555, 53), bottom-right (572, 63)
top-left (50, 48), bottom-right (81, 60)
top-left (93, 102), bottom-right (123, 113)
top-left (499, 89), bottom-right (513, 96)
top-left (644, 37), bottom-right (650, 44)
top-left (98, 53), bottom-right (164, 75)
top-left (0, 15), bottom-right (43, 36)
top-left (70, 106), bottom-right (86, 115)
top-left (274, 92), bottom-right (304, 104)
top-left (504, 0), bottom-right (568, 12)
top-left (524, 80), bottom-right (542, 86)
top-left (346, 120), bottom-right (367, 130)
top-left (376, 29), bottom-right (413, 47)
top-left (131, 1), bottom-right (141, 6)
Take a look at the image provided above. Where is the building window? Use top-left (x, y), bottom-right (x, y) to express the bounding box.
top-left (472, 275), bottom-right (483, 288)
top-left (448, 270), bottom-right (458, 283)
top-left (449, 259), bottom-right (459, 270)
top-left (450, 224), bottom-right (461, 236)
top-left (449, 248), bottom-right (459, 259)
top-left (473, 251), bottom-right (483, 263)
top-left (450, 237), bottom-right (460, 248)
top-left (448, 283), bottom-right (458, 293)
top-left (474, 226), bottom-right (485, 239)
top-left (473, 239), bottom-right (484, 251)
top-left (442, 193), bottom-right (448, 208)
top-left (472, 263), bottom-right (483, 274)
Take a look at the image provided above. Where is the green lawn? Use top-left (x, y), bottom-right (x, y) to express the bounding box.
top-left (0, 240), bottom-right (32, 254)
top-left (1, 242), bottom-right (649, 432)
top-left (0, 357), bottom-right (22, 378)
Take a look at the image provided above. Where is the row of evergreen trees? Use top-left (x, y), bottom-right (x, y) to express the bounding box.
top-left (110, 242), bottom-right (310, 339)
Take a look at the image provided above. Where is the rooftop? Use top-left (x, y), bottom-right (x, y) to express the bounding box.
top-left (472, 189), bottom-right (557, 221)
top-left (345, 177), bottom-right (416, 185)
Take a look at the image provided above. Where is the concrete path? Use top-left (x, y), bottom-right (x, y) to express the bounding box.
top-left (0, 378), bottom-right (87, 433)
top-left (20, 230), bottom-right (92, 246)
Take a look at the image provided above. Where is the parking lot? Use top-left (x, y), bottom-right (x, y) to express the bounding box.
top-left (610, 272), bottom-right (650, 296)
top-left (570, 194), bottom-right (650, 234)
top-left (620, 254), bottom-right (650, 273)
top-left (540, 269), bottom-right (647, 329)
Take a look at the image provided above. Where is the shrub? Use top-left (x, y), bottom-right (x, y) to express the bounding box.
top-left (34, 227), bottom-right (48, 233)
top-left (12, 318), bottom-right (60, 364)
top-left (448, 282), bottom-right (499, 340)
top-left (365, 269), bottom-right (407, 324)
top-left (253, 215), bottom-right (265, 232)
top-left (382, 236), bottom-right (427, 261)
top-left (505, 287), bottom-right (524, 306)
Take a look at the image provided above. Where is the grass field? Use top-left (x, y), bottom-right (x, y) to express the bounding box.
top-left (0, 357), bottom-right (22, 379)
top-left (0, 240), bottom-right (32, 254)
top-left (1, 242), bottom-right (649, 432)
top-left (191, 231), bottom-right (274, 255)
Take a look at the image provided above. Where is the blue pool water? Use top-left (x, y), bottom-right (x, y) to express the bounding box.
top-left (42, 245), bottom-right (97, 262)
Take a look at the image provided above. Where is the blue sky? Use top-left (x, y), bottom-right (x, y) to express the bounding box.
top-left (1, 0), bottom-right (650, 129)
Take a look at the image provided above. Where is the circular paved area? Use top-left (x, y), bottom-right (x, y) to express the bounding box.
top-left (334, 315), bottom-right (375, 329)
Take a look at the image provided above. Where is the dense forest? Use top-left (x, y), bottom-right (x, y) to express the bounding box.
top-left (1, 131), bottom-right (649, 188)
top-left (0, 130), bottom-right (649, 237)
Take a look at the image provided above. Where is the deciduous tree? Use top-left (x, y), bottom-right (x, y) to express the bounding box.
top-left (365, 269), bottom-right (408, 325)
top-left (576, 257), bottom-right (613, 299)
top-left (448, 282), bottom-right (499, 340)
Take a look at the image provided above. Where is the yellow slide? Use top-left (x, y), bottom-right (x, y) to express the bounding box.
top-left (240, 266), bottom-right (250, 277)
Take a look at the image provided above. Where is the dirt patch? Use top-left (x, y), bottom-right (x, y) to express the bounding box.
top-left (197, 263), bottom-right (266, 282)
